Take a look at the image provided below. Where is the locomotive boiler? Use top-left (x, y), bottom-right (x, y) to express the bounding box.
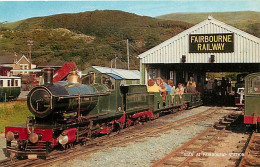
top-left (27, 69), bottom-right (105, 122)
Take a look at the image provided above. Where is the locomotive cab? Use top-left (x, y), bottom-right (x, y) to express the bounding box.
top-left (244, 73), bottom-right (260, 127)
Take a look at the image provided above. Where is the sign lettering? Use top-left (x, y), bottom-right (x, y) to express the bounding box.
top-left (189, 33), bottom-right (234, 53)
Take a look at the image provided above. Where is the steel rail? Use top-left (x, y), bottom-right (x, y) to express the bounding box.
top-left (28, 107), bottom-right (224, 167)
top-left (151, 113), bottom-right (239, 167)
top-left (0, 107), bottom-right (223, 167)
top-left (238, 132), bottom-right (260, 167)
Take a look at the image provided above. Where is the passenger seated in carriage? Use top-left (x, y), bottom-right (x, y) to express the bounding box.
top-left (163, 79), bottom-right (172, 94)
top-left (168, 79), bottom-right (176, 103)
top-left (156, 77), bottom-right (167, 100)
top-left (147, 79), bottom-right (160, 92)
top-left (185, 82), bottom-right (196, 93)
top-left (176, 83), bottom-right (184, 99)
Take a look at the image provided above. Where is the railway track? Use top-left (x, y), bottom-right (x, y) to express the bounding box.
top-left (0, 106), bottom-right (232, 167)
top-left (151, 113), bottom-right (240, 167)
top-left (238, 132), bottom-right (260, 167)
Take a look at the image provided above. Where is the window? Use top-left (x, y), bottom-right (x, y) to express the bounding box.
top-left (247, 76), bottom-right (260, 94)
top-left (102, 75), bottom-right (114, 90)
top-left (19, 64), bottom-right (29, 74)
top-left (7, 80), bottom-right (10, 87)
top-left (0, 80), bottom-right (3, 87)
top-left (15, 80), bottom-right (18, 86)
top-left (82, 73), bottom-right (95, 85)
top-left (11, 79), bottom-right (14, 86)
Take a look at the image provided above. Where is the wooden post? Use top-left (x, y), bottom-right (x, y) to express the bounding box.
top-left (127, 39), bottom-right (130, 70)
top-left (4, 93), bottom-right (6, 102)
top-left (78, 94), bottom-right (81, 122)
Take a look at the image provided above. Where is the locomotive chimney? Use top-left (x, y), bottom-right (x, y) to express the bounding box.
top-left (43, 68), bottom-right (54, 86)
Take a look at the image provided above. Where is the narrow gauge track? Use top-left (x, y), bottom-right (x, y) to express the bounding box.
top-left (238, 132), bottom-right (260, 167)
top-left (0, 107), bottom-right (230, 167)
top-left (151, 113), bottom-right (240, 167)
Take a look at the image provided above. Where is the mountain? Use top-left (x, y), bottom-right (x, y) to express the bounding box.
top-left (158, 11), bottom-right (260, 37)
top-left (0, 10), bottom-right (192, 69)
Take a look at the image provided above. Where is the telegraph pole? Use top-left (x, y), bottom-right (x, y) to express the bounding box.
top-left (127, 39), bottom-right (130, 70)
top-left (27, 40), bottom-right (33, 69)
top-left (115, 55), bottom-right (118, 69)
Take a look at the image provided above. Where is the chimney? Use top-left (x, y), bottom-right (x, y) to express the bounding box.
top-left (14, 52), bottom-right (17, 63)
top-left (43, 68), bottom-right (54, 86)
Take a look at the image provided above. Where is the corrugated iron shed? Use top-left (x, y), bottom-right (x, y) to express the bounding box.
top-left (92, 66), bottom-right (140, 80)
top-left (138, 17), bottom-right (260, 64)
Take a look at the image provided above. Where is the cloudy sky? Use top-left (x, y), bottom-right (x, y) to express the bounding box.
top-left (0, 0), bottom-right (259, 23)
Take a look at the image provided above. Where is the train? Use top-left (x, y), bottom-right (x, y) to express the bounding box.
top-left (0, 75), bottom-right (21, 101)
top-left (243, 72), bottom-right (260, 129)
top-left (4, 68), bottom-right (202, 159)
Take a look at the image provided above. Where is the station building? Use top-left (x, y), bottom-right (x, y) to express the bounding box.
top-left (138, 16), bottom-right (260, 86)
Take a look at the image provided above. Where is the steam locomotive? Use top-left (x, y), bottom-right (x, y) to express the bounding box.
top-left (5, 68), bottom-right (202, 159)
top-left (243, 72), bottom-right (260, 129)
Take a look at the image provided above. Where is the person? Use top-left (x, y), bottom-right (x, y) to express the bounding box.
top-left (205, 80), bottom-right (213, 92)
top-left (147, 79), bottom-right (160, 92)
top-left (186, 82), bottom-right (196, 93)
top-left (168, 80), bottom-right (176, 103)
top-left (156, 77), bottom-right (167, 101)
top-left (187, 76), bottom-right (196, 88)
top-left (196, 82), bottom-right (203, 94)
top-left (236, 87), bottom-right (245, 105)
top-left (176, 83), bottom-right (184, 99)
top-left (163, 79), bottom-right (172, 94)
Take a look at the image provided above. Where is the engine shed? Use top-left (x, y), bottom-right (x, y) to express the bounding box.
top-left (138, 16), bottom-right (260, 85)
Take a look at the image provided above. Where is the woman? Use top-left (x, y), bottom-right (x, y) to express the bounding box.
top-left (156, 77), bottom-right (167, 101)
top-left (187, 76), bottom-right (196, 88)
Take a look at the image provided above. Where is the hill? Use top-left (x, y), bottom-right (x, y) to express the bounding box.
top-left (1, 10), bottom-right (259, 70)
top-left (158, 11), bottom-right (260, 37)
top-left (0, 10), bottom-right (192, 69)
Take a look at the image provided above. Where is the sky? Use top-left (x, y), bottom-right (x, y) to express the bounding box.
top-left (0, 0), bottom-right (259, 23)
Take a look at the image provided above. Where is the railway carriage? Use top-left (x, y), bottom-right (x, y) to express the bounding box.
top-left (244, 72), bottom-right (260, 128)
top-left (0, 76), bottom-right (21, 101)
top-left (5, 68), bottom-right (202, 159)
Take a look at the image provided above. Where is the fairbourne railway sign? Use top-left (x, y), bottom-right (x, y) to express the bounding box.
top-left (189, 33), bottom-right (234, 53)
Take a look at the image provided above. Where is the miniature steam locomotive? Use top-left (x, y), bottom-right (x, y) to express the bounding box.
top-left (243, 72), bottom-right (260, 129)
top-left (5, 68), bottom-right (202, 159)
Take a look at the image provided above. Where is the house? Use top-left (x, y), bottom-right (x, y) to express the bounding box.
top-left (0, 53), bottom-right (36, 75)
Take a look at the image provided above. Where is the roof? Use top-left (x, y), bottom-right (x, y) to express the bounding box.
top-left (0, 76), bottom-right (21, 79)
top-left (91, 66), bottom-right (140, 80)
top-left (106, 73), bottom-right (123, 80)
top-left (0, 54), bottom-right (29, 64)
top-left (138, 17), bottom-right (260, 64)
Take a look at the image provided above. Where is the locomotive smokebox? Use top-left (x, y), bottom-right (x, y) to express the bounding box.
top-left (43, 68), bottom-right (54, 86)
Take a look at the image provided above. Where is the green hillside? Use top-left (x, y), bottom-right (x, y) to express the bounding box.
top-left (158, 11), bottom-right (260, 37)
top-left (1, 10), bottom-right (259, 70)
top-left (0, 10), bottom-right (192, 69)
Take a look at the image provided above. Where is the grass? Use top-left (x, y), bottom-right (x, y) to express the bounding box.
top-left (0, 101), bottom-right (33, 133)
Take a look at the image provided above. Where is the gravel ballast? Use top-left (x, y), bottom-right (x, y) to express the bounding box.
top-left (56, 107), bottom-right (236, 167)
